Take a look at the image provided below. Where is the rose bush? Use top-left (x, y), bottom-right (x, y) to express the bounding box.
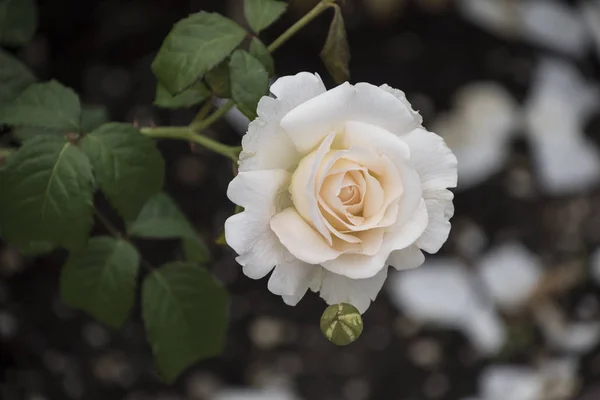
top-left (225, 72), bottom-right (458, 313)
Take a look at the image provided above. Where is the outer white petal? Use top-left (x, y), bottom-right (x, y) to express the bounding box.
top-left (314, 267), bottom-right (389, 314)
top-left (269, 72), bottom-right (327, 107)
top-left (270, 207), bottom-right (341, 264)
top-left (280, 82), bottom-right (422, 153)
top-left (268, 258), bottom-right (318, 299)
top-left (225, 170), bottom-right (292, 279)
top-left (379, 84), bottom-right (423, 126)
top-left (387, 244), bottom-right (425, 270)
top-left (342, 120), bottom-right (411, 163)
top-left (416, 189), bottom-right (455, 254)
top-left (401, 127), bottom-right (458, 194)
top-left (239, 73), bottom-right (326, 172)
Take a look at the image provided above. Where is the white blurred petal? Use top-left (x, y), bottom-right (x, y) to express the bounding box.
top-left (536, 303), bottom-right (600, 354)
top-left (520, 0), bottom-right (589, 56)
top-left (480, 366), bottom-right (543, 400)
top-left (477, 243), bottom-right (542, 312)
top-left (388, 259), bottom-right (505, 355)
top-left (388, 259), bottom-right (473, 327)
top-left (591, 247), bottom-right (600, 286)
top-left (462, 301), bottom-right (507, 355)
top-left (582, 0), bottom-right (600, 61)
top-left (432, 83), bottom-right (519, 189)
top-left (212, 387), bottom-right (302, 400)
top-left (458, 0), bottom-right (519, 39)
top-left (459, 0), bottom-right (589, 56)
top-left (525, 58), bottom-right (600, 194)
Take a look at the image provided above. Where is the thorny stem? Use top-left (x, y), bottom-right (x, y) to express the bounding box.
top-left (94, 209), bottom-right (155, 271)
top-left (140, 0), bottom-right (336, 161)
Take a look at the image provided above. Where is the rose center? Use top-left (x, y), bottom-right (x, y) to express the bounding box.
top-left (339, 185), bottom-right (357, 204)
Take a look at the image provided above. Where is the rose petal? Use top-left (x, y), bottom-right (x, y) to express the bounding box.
top-left (239, 73), bottom-right (326, 172)
top-left (239, 98), bottom-right (301, 172)
top-left (289, 131), bottom-right (337, 244)
top-left (320, 204), bottom-right (424, 278)
top-left (387, 244), bottom-right (425, 270)
top-left (355, 228), bottom-right (385, 256)
top-left (385, 198), bottom-right (429, 251)
top-left (269, 72), bottom-right (327, 108)
top-left (379, 84), bottom-right (423, 126)
top-left (281, 83), bottom-right (422, 153)
top-left (268, 258), bottom-right (318, 298)
top-left (394, 161), bottom-right (423, 227)
top-left (416, 189), bottom-right (454, 254)
top-left (312, 267), bottom-right (389, 314)
top-left (319, 173), bottom-right (362, 244)
top-left (400, 128), bottom-right (458, 194)
top-left (362, 172), bottom-right (385, 219)
top-left (343, 120), bottom-right (411, 164)
top-left (270, 207), bottom-right (341, 264)
top-left (225, 170), bottom-right (292, 279)
top-left (321, 248), bottom-right (389, 279)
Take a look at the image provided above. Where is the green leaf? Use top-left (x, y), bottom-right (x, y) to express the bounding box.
top-left (0, 135), bottom-right (94, 250)
top-left (0, 80), bottom-right (81, 131)
top-left (142, 262), bottom-right (229, 383)
top-left (81, 106), bottom-right (109, 132)
top-left (128, 193), bottom-right (210, 263)
top-left (205, 61), bottom-right (231, 98)
top-left (244, 0), bottom-right (287, 34)
top-left (182, 237), bottom-right (210, 264)
top-left (0, 0), bottom-right (37, 46)
top-left (249, 38), bottom-right (275, 76)
top-left (19, 241), bottom-right (55, 256)
top-left (229, 50), bottom-right (268, 120)
top-left (13, 105), bottom-right (108, 142)
top-left (320, 4), bottom-right (350, 84)
top-left (127, 193), bottom-right (194, 238)
top-left (61, 236), bottom-right (140, 329)
top-left (152, 12), bottom-right (246, 95)
top-left (154, 81), bottom-right (211, 109)
top-left (81, 123), bottom-right (165, 221)
top-left (0, 49), bottom-right (36, 106)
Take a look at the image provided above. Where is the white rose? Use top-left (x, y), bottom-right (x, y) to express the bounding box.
top-left (225, 72), bottom-right (458, 313)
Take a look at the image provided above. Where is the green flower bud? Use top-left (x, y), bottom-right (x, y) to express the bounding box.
top-left (320, 303), bottom-right (363, 346)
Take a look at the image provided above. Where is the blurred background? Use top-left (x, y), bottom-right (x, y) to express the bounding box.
top-left (2, 0), bottom-right (600, 399)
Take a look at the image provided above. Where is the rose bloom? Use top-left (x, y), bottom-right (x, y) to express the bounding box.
top-left (225, 73), bottom-right (458, 313)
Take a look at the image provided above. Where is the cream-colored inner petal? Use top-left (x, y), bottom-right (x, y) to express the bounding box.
top-left (286, 120), bottom-right (415, 262)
